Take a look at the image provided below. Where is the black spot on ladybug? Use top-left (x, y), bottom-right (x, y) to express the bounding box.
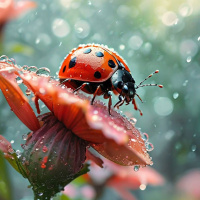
top-left (83, 48), bottom-right (91, 54)
top-left (94, 71), bottom-right (101, 79)
top-left (108, 59), bottom-right (116, 68)
top-left (69, 57), bottom-right (77, 69)
top-left (95, 51), bottom-right (104, 57)
top-left (62, 65), bottom-right (66, 73)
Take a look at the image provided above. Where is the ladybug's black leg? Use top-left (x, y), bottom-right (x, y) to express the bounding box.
top-left (73, 82), bottom-right (89, 93)
top-left (91, 85), bottom-right (101, 105)
top-left (60, 79), bottom-right (70, 85)
top-left (114, 95), bottom-right (125, 109)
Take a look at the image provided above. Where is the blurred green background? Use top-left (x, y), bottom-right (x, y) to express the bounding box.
top-left (0, 0), bottom-right (200, 199)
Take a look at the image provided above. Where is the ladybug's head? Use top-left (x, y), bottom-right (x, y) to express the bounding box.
top-left (111, 69), bottom-right (136, 103)
top-left (121, 82), bottom-right (136, 103)
top-left (112, 69), bottom-right (163, 115)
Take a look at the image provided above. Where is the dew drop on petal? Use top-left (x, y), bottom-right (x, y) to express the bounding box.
top-left (130, 117), bottom-right (137, 125)
top-left (146, 142), bottom-right (154, 152)
top-left (36, 67), bottom-right (50, 77)
top-left (27, 66), bottom-right (38, 72)
top-left (42, 146), bottom-right (48, 153)
top-left (25, 88), bottom-right (31, 96)
top-left (134, 165), bottom-right (140, 172)
top-left (16, 77), bottom-right (23, 85)
top-left (22, 134), bottom-right (28, 141)
top-left (142, 133), bottom-right (149, 142)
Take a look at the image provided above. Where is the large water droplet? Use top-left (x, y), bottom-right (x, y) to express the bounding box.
top-left (36, 68), bottom-right (50, 77)
top-left (28, 66), bottom-right (38, 72)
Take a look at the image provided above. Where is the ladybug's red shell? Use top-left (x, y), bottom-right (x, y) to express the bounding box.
top-left (59, 44), bottom-right (130, 83)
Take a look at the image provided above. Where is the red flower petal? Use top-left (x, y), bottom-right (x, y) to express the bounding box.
top-left (0, 62), bottom-right (40, 131)
top-left (0, 135), bottom-right (13, 158)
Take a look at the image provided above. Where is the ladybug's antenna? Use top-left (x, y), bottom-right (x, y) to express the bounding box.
top-left (135, 70), bottom-right (163, 89)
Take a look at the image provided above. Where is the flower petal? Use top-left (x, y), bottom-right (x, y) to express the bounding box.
top-left (0, 135), bottom-right (13, 157)
top-left (0, 62), bottom-right (40, 131)
top-left (92, 133), bottom-right (153, 166)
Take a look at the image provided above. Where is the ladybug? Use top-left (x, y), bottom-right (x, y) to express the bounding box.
top-left (59, 44), bottom-right (163, 115)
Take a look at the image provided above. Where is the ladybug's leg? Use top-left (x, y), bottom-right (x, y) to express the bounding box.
top-left (103, 91), bottom-right (112, 115)
top-left (73, 82), bottom-right (89, 93)
top-left (132, 98), bottom-right (143, 116)
top-left (60, 79), bottom-right (71, 85)
top-left (114, 95), bottom-right (125, 109)
top-left (91, 85), bottom-right (101, 105)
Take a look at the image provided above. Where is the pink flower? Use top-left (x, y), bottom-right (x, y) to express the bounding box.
top-left (176, 169), bottom-right (200, 200)
top-left (0, 56), bottom-right (153, 198)
top-left (0, 0), bottom-right (36, 24)
top-left (83, 159), bottom-right (165, 200)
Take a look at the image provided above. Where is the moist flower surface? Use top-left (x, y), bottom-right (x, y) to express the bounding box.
top-left (0, 56), bottom-right (153, 199)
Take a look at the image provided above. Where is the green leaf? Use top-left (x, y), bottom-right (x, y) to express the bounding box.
top-left (0, 153), bottom-right (12, 200)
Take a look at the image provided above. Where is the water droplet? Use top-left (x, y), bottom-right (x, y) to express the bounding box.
top-left (134, 165), bottom-right (140, 172)
top-left (191, 145), bottom-right (196, 152)
top-left (198, 36), bottom-right (200, 41)
top-left (25, 88), bottom-right (31, 96)
top-left (146, 142), bottom-right (154, 152)
top-left (16, 150), bottom-right (21, 158)
top-left (183, 80), bottom-right (188, 86)
top-left (173, 92), bottom-right (179, 99)
top-left (119, 44), bottom-right (125, 50)
top-left (154, 97), bottom-right (174, 116)
top-left (162, 11), bottom-right (178, 26)
top-left (22, 65), bottom-right (28, 70)
top-left (140, 184), bottom-right (146, 190)
top-left (28, 66), bottom-right (38, 72)
top-left (38, 192), bottom-right (44, 196)
top-left (36, 67), bottom-right (50, 77)
top-left (74, 20), bottom-right (90, 39)
top-left (42, 146), bottom-right (48, 153)
top-left (186, 56), bottom-right (192, 63)
top-left (142, 133), bottom-right (149, 142)
top-left (129, 35), bottom-right (143, 50)
top-left (130, 118), bottom-right (137, 125)
top-left (22, 134), bottom-right (28, 140)
top-left (10, 140), bottom-right (14, 144)
top-left (16, 77), bottom-right (23, 85)
top-left (0, 55), bottom-right (9, 62)
top-left (52, 18), bottom-right (70, 38)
